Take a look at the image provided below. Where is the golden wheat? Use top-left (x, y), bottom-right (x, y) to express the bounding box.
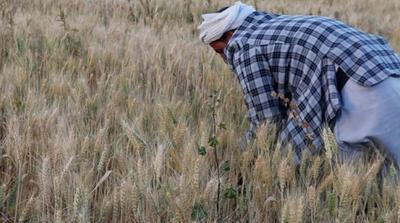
top-left (0, 0), bottom-right (399, 222)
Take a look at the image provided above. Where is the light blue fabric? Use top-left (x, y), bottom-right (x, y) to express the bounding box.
top-left (334, 76), bottom-right (400, 165)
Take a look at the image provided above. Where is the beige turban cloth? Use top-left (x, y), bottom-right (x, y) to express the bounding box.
top-left (198, 1), bottom-right (256, 44)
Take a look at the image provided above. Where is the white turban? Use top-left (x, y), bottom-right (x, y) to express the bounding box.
top-left (198, 2), bottom-right (256, 44)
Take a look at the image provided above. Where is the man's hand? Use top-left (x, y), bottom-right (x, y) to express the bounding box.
top-left (239, 130), bottom-right (255, 152)
top-left (239, 136), bottom-right (248, 152)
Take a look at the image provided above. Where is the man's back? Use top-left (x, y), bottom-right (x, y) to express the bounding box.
top-left (227, 11), bottom-right (400, 87)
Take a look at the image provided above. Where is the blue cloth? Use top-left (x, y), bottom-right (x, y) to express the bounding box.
top-left (225, 11), bottom-right (400, 154)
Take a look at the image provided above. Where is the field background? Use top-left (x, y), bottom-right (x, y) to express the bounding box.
top-left (0, 0), bottom-right (400, 222)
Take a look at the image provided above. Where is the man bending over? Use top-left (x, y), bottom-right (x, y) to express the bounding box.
top-left (198, 2), bottom-right (400, 164)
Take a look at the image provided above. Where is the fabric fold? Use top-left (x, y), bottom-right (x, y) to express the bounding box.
top-left (198, 1), bottom-right (255, 44)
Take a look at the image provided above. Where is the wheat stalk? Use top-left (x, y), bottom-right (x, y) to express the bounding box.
top-left (0, 0), bottom-right (399, 222)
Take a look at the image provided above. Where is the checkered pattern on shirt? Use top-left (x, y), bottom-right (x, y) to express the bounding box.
top-left (225, 11), bottom-right (400, 154)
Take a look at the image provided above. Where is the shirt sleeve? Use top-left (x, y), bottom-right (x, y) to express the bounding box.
top-left (244, 120), bottom-right (259, 142)
top-left (237, 45), bottom-right (282, 140)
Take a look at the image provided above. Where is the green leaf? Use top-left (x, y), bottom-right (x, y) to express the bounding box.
top-left (224, 187), bottom-right (237, 199)
top-left (328, 191), bottom-right (336, 217)
top-left (198, 146), bottom-right (207, 156)
top-left (218, 123), bottom-right (226, 130)
top-left (222, 161), bottom-right (230, 171)
top-left (208, 136), bottom-right (218, 148)
top-left (191, 202), bottom-right (207, 221)
top-left (7, 180), bottom-right (18, 209)
top-left (0, 184), bottom-right (4, 208)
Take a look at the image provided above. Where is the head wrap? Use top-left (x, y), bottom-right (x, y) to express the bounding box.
top-left (198, 1), bottom-right (256, 44)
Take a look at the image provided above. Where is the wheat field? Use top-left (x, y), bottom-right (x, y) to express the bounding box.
top-left (0, 0), bottom-right (400, 222)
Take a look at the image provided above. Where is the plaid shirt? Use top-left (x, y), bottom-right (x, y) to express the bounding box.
top-left (225, 11), bottom-right (400, 154)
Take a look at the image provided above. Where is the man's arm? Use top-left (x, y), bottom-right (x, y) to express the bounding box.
top-left (236, 46), bottom-right (282, 150)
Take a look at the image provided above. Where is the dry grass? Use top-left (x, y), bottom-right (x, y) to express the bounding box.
top-left (0, 0), bottom-right (399, 222)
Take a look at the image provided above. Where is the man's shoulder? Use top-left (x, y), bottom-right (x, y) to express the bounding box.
top-left (229, 13), bottom-right (327, 50)
top-left (232, 11), bottom-right (280, 41)
top-left (240, 11), bottom-right (281, 27)
top-left (231, 12), bottom-right (352, 42)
